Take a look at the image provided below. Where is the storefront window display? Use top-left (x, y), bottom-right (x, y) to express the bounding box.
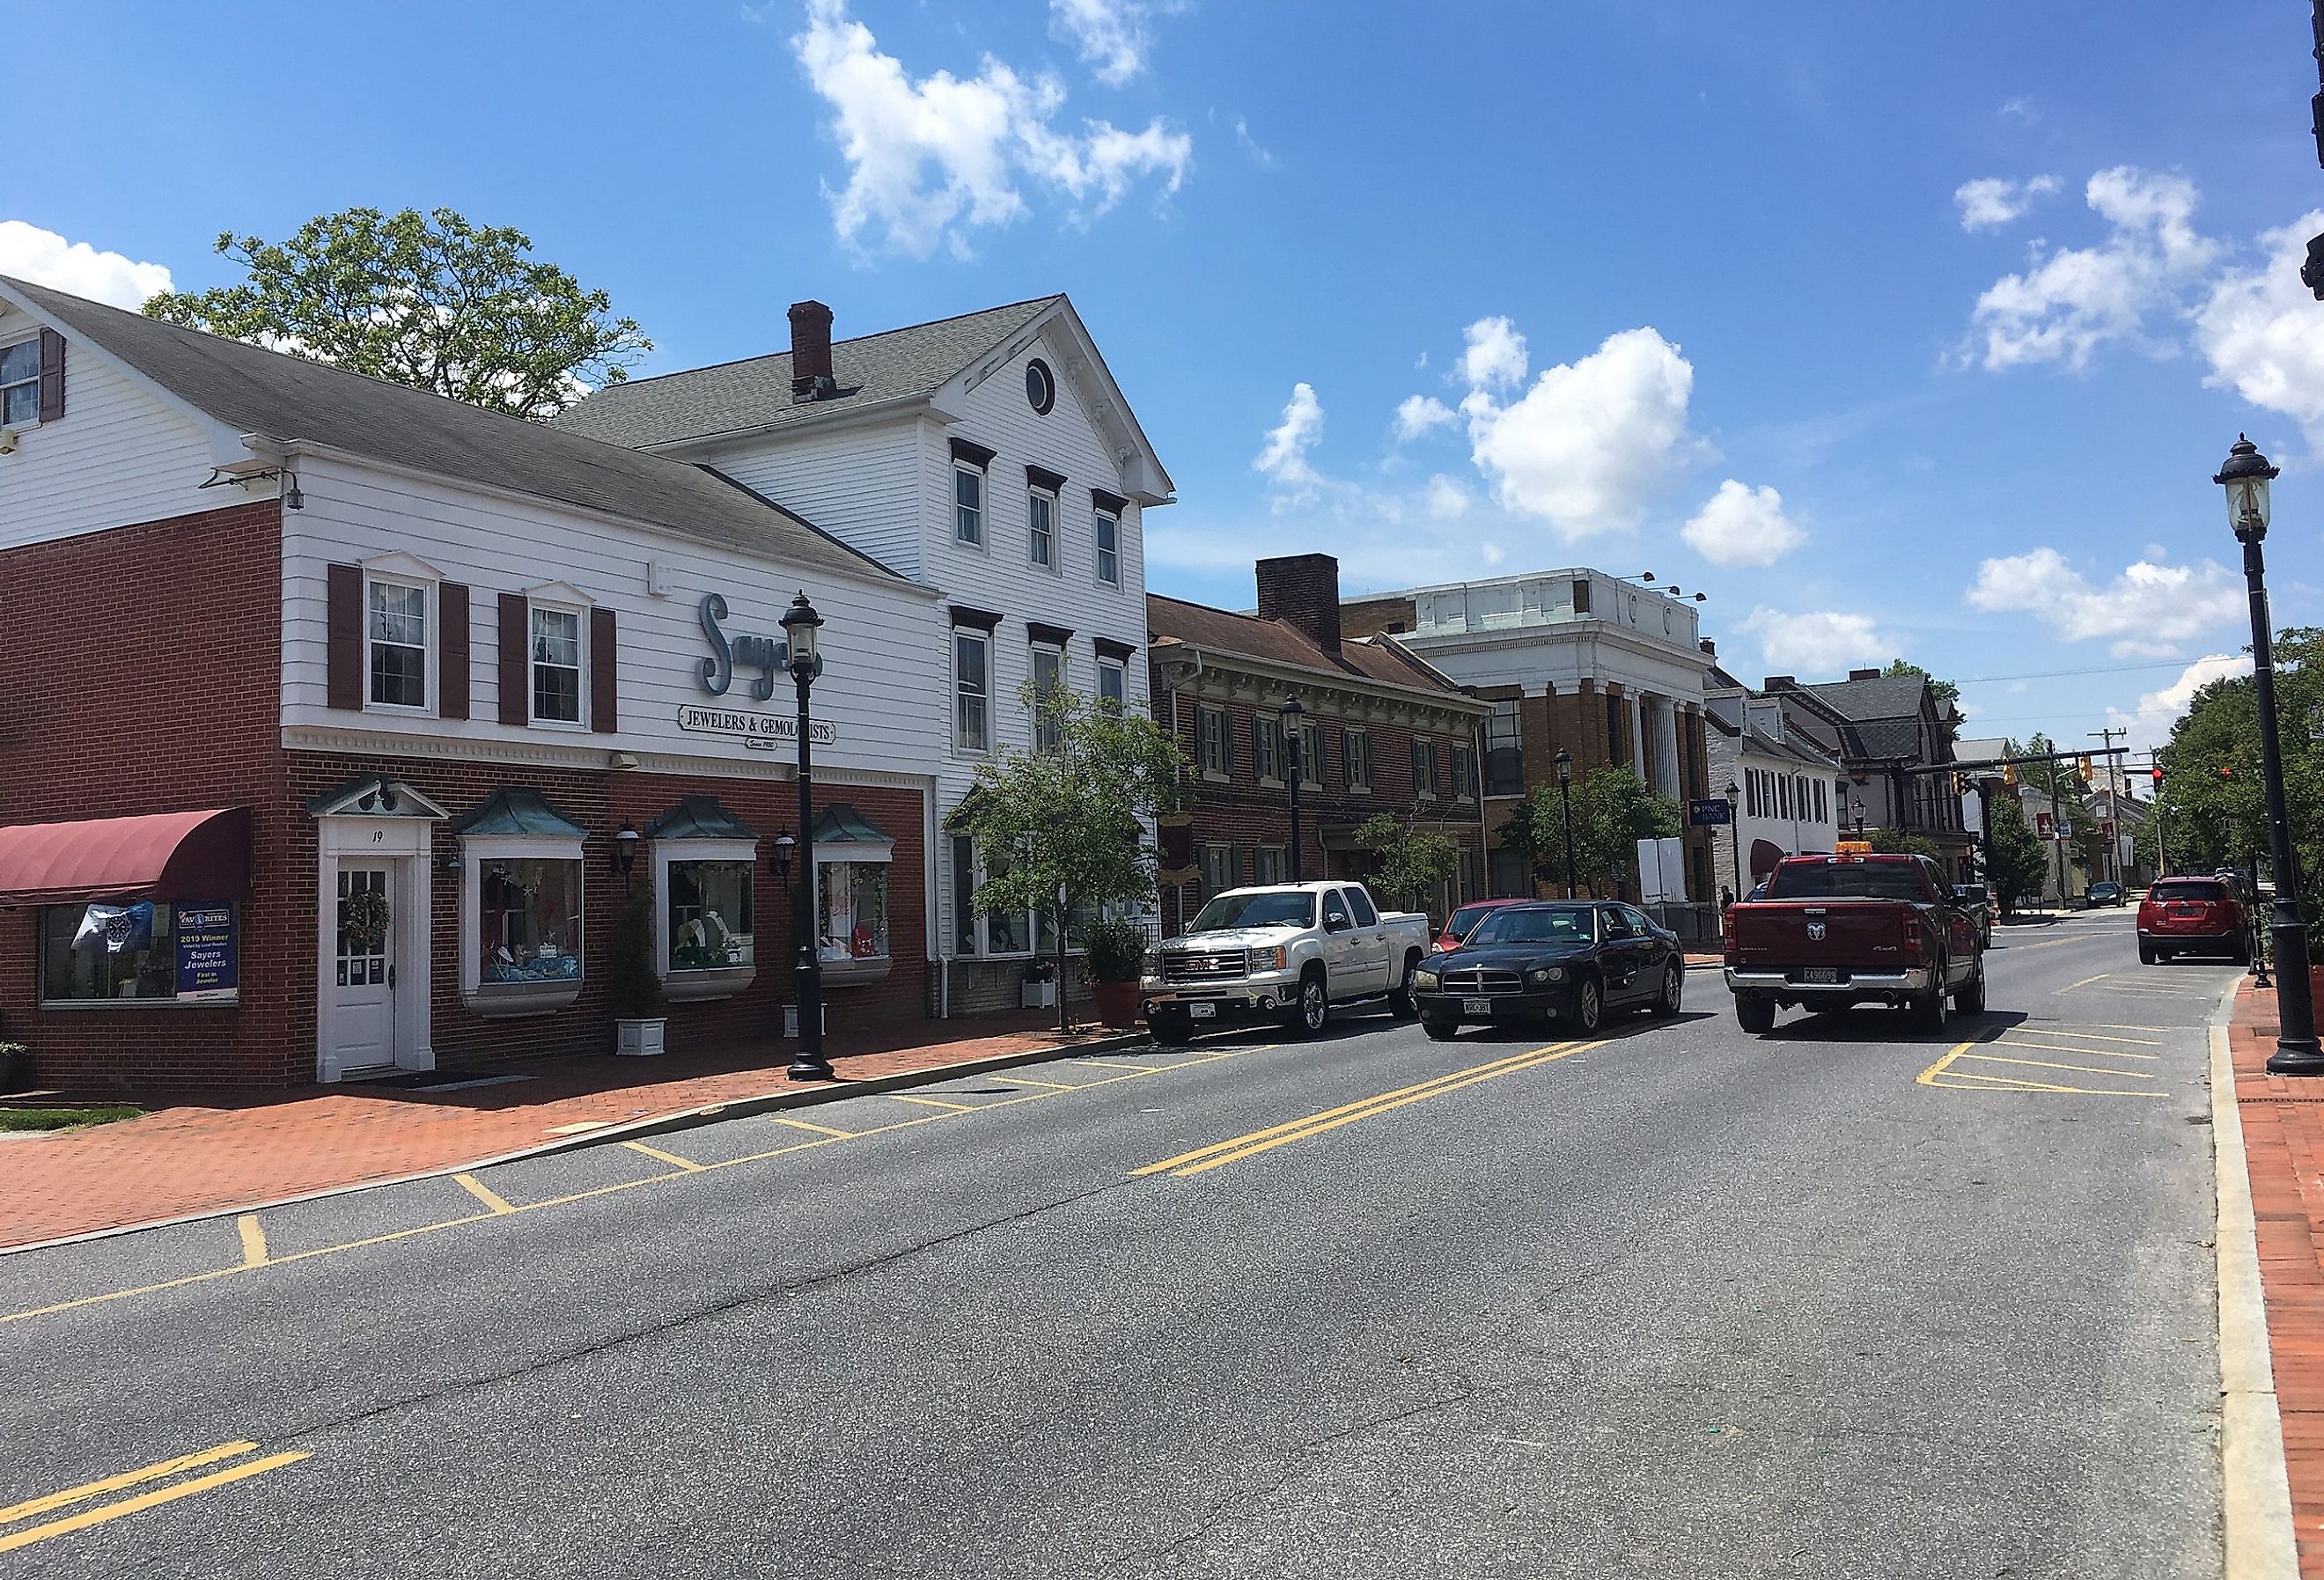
top-left (38, 900), bottom-right (239, 1005)
top-left (669, 861), bottom-right (754, 972)
top-left (818, 860), bottom-right (890, 964)
top-left (477, 860), bottom-right (583, 989)
top-left (453, 788), bottom-right (591, 1017)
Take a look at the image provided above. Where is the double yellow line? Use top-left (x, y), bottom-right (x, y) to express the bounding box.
top-left (1134, 1037), bottom-right (1608, 1179)
top-left (0, 1439), bottom-right (308, 1554)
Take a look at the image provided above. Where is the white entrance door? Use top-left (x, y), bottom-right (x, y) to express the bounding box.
top-left (332, 863), bottom-right (397, 1072)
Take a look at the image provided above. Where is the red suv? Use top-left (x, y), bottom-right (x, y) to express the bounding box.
top-left (2137, 878), bottom-right (2251, 965)
top-left (1435, 899), bottom-right (1524, 954)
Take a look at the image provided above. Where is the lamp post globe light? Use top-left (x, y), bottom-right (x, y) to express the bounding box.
top-left (1724, 781), bottom-right (1743, 905)
top-left (781, 591), bottom-right (833, 1082)
top-left (2215, 437), bottom-right (2323, 1071)
top-left (1281, 694), bottom-right (1305, 882)
top-left (1554, 747), bottom-right (1578, 900)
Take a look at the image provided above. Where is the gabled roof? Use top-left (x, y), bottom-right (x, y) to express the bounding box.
top-left (1803, 672), bottom-right (1930, 723)
top-left (0, 276), bottom-right (900, 584)
top-left (551, 297), bottom-right (1062, 449)
top-left (450, 788), bottom-right (588, 840)
top-left (1146, 594), bottom-right (1482, 710)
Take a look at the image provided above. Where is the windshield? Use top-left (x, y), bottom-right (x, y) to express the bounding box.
top-left (1953, 885), bottom-right (1988, 901)
top-left (1188, 891), bottom-right (1316, 932)
top-left (2150, 880), bottom-right (2226, 902)
top-left (1467, 907), bottom-right (1592, 946)
top-left (1445, 904), bottom-right (1497, 941)
top-left (1761, 861), bottom-right (1930, 901)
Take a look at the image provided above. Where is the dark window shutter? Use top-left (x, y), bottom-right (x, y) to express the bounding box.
top-left (498, 592), bottom-right (527, 725)
top-left (438, 582), bottom-right (471, 720)
top-left (37, 329), bottom-right (64, 423)
top-left (326, 563), bottom-right (363, 710)
top-left (590, 606), bottom-right (617, 733)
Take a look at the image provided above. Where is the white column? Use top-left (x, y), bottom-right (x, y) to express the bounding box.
top-left (1628, 693), bottom-right (1646, 779)
top-left (1654, 698), bottom-right (1681, 799)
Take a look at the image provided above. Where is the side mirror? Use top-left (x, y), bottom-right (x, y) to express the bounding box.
top-left (1324, 914), bottom-right (1350, 934)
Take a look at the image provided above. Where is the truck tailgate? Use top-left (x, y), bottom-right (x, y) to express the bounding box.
top-left (1732, 901), bottom-right (1911, 972)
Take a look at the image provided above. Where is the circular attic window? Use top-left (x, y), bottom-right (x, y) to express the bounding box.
top-left (1026, 359), bottom-right (1056, 415)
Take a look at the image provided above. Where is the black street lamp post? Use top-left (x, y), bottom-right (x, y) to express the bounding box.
top-left (782, 592), bottom-right (832, 1082)
top-left (1724, 781), bottom-right (1742, 904)
top-left (2216, 437), bottom-right (2323, 1071)
top-left (1281, 694), bottom-right (1305, 882)
top-left (1554, 748), bottom-right (1578, 900)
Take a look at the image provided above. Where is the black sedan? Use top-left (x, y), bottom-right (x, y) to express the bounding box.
top-left (1410, 900), bottom-right (1687, 1039)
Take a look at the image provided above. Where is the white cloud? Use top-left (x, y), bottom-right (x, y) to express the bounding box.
top-left (1459, 324), bottom-right (1698, 537)
top-left (1953, 174), bottom-right (2061, 231)
top-left (0, 220), bottom-right (172, 309)
top-left (1254, 381), bottom-right (1325, 501)
top-left (1965, 547), bottom-right (2243, 652)
top-left (1048, 0), bottom-right (1166, 85)
top-left (1680, 479), bottom-right (1806, 568)
top-left (793, 0), bottom-right (1189, 258)
top-left (1741, 607), bottom-right (1896, 676)
top-left (1965, 166), bottom-right (2217, 371)
top-left (1999, 96), bottom-right (2035, 121)
top-left (1393, 393), bottom-right (1455, 441)
top-left (2198, 209), bottom-right (2324, 447)
top-left (2106, 651), bottom-right (2252, 752)
top-left (1423, 474), bottom-right (1472, 519)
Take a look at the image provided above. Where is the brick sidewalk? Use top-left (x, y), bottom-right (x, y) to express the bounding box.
top-left (2232, 966), bottom-right (2324, 1576)
top-left (0, 1012), bottom-right (1130, 1250)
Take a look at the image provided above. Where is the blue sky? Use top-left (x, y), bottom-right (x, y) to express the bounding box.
top-left (10, 0), bottom-right (2324, 753)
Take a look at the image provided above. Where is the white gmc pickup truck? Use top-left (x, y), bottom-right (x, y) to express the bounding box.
top-left (1139, 881), bottom-right (1435, 1045)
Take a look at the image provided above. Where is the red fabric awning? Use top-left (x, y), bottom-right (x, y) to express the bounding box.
top-left (0, 807), bottom-right (253, 907)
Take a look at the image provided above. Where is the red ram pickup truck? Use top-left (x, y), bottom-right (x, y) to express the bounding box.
top-left (1723, 853), bottom-right (1988, 1034)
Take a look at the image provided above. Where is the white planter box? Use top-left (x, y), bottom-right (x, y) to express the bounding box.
top-left (614, 1018), bottom-right (666, 1057)
top-left (1021, 980), bottom-right (1058, 1010)
top-left (783, 1002), bottom-right (828, 1039)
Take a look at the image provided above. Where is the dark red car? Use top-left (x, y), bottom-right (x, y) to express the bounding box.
top-left (1724, 853), bottom-right (1986, 1033)
top-left (1436, 899), bottom-right (1525, 954)
top-left (2137, 878), bottom-right (2251, 964)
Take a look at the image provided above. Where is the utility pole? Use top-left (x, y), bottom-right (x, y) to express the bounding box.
top-left (2048, 759), bottom-right (2068, 908)
top-left (2092, 726), bottom-right (2127, 884)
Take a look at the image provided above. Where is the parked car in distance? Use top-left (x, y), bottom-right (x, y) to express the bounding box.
top-left (2087, 881), bottom-right (2124, 908)
top-left (1437, 898), bottom-right (1526, 955)
top-left (1724, 853), bottom-right (1987, 1034)
top-left (1413, 900), bottom-right (1684, 1039)
top-left (1950, 883), bottom-right (1995, 945)
top-left (2137, 877), bottom-right (2250, 965)
top-left (1140, 882), bottom-right (1434, 1044)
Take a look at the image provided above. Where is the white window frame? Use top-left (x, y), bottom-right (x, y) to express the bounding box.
top-left (459, 832), bottom-right (585, 1017)
top-left (527, 595), bottom-right (588, 730)
top-left (1027, 485), bottom-right (1060, 573)
top-left (1031, 643), bottom-right (1066, 752)
top-left (1097, 658), bottom-right (1126, 711)
top-left (653, 837), bottom-right (760, 1001)
top-left (0, 337), bottom-right (40, 429)
top-left (1093, 510), bottom-right (1121, 588)
top-left (954, 463), bottom-right (986, 549)
top-left (953, 836), bottom-right (1038, 959)
top-left (954, 628), bottom-right (992, 753)
top-left (361, 555), bottom-right (441, 717)
top-left (1196, 704), bottom-right (1230, 780)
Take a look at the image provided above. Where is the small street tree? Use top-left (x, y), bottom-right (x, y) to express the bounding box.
top-left (1504, 765), bottom-right (1680, 900)
top-left (1866, 827), bottom-right (1943, 864)
top-left (143, 206), bottom-right (651, 419)
top-left (1982, 797), bottom-right (2048, 915)
top-left (954, 685), bottom-right (1187, 1032)
top-left (1353, 813), bottom-right (1460, 922)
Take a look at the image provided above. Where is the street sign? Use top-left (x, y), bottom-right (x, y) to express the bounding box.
top-left (1688, 797), bottom-right (1732, 827)
top-left (2034, 812), bottom-right (2055, 840)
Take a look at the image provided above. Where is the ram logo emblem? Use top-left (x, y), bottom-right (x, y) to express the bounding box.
top-left (1806, 922), bottom-right (1827, 941)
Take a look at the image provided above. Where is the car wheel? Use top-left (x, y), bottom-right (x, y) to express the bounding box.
top-left (1651, 962), bottom-right (1683, 1018)
top-left (1915, 964), bottom-right (1950, 1032)
top-left (1388, 952), bottom-right (1420, 1019)
top-left (1149, 1015), bottom-right (1194, 1047)
top-left (1574, 976), bottom-right (1604, 1033)
top-left (2138, 940), bottom-right (2157, 965)
top-left (1953, 956), bottom-right (1987, 1015)
top-left (1421, 1017), bottom-right (1459, 1042)
top-left (1283, 972), bottom-right (1329, 1038)
top-left (1735, 995), bottom-right (1776, 1034)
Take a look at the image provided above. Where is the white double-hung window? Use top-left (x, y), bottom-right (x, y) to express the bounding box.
top-left (0, 340), bottom-right (39, 426)
top-left (1094, 512), bottom-right (1120, 587)
top-left (1031, 644), bottom-right (1064, 752)
top-left (531, 605), bottom-right (583, 724)
top-left (1026, 465), bottom-right (1066, 573)
top-left (954, 626), bottom-right (992, 753)
top-left (950, 437), bottom-right (995, 548)
top-left (367, 579), bottom-right (429, 710)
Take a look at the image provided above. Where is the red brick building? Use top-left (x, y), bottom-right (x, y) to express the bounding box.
top-left (1146, 555), bottom-right (1489, 935)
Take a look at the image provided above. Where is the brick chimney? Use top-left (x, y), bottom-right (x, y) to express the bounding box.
top-left (1762, 674), bottom-right (1796, 690)
top-left (1255, 553), bottom-right (1342, 657)
top-left (1697, 637), bottom-right (1717, 658)
top-left (789, 299), bottom-right (835, 400)
top-left (1848, 667), bottom-right (1881, 681)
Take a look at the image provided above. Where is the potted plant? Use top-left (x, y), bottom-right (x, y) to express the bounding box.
top-left (607, 878), bottom-right (666, 1055)
top-left (0, 1041), bottom-right (26, 1092)
top-left (1020, 958), bottom-right (1058, 1011)
top-left (1080, 915), bottom-right (1147, 1030)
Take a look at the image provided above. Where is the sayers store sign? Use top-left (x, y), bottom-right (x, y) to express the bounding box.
top-left (684, 592), bottom-right (836, 751)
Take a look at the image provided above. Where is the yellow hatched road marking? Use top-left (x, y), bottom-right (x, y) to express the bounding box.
top-left (1070, 1059), bottom-right (1164, 1073)
top-left (989, 1075), bottom-right (1082, 1091)
top-left (767, 1115), bottom-right (857, 1137)
top-left (235, 1216), bottom-right (268, 1268)
top-left (887, 1094), bottom-right (976, 1112)
top-left (452, 1173), bottom-right (516, 1215)
top-left (621, 1140), bottom-right (703, 1172)
top-left (1930, 1068), bottom-right (2092, 1093)
top-left (2014, 1028), bottom-right (2163, 1046)
top-left (0, 1441), bottom-right (258, 1525)
top-left (0, 1451), bottom-right (309, 1554)
top-left (1997, 1039), bottom-right (2159, 1061)
top-left (1960, 1052), bottom-right (2156, 1078)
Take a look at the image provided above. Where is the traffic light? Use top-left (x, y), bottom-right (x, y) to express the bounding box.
top-left (2151, 766), bottom-right (2164, 790)
top-left (1952, 770), bottom-right (1968, 797)
top-left (2002, 761), bottom-right (2019, 787)
top-left (2076, 753), bottom-right (2093, 784)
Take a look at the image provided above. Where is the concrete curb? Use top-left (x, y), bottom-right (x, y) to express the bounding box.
top-left (0, 1028), bottom-right (1154, 1260)
top-left (2211, 982), bottom-right (2301, 1579)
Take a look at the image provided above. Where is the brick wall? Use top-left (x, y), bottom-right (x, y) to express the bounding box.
top-left (0, 502), bottom-right (292, 1088)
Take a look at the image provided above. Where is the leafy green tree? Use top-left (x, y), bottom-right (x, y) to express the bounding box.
top-left (1353, 813), bottom-right (1460, 920)
top-left (1983, 796), bottom-right (2048, 915)
top-left (955, 685), bottom-right (1187, 1031)
top-left (1504, 766), bottom-right (1681, 900)
top-left (143, 207), bottom-right (651, 419)
top-left (1866, 827), bottom-right (1943, 863)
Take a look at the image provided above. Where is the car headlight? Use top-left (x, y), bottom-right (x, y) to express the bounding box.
top-left (1527, 966), bottom-right (1565, 985)
top-left (1412, 968), bottom-right (1438, 990)
top-left (1263, 944), bottom-right (1290, 971)
top-left (1141, 950), bottom-right (1159, 976)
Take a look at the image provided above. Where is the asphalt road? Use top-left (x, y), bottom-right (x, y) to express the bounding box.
top-left (0, 909), bottom-right (2240, 1577)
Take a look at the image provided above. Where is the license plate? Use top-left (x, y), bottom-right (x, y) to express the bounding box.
top-left (1802, 966), bottom-right (1840, 984)
top-left (1463, 997), bottom-right (1494, 1015)
top-left (1188, 1002), bottom-right (1216, 1019)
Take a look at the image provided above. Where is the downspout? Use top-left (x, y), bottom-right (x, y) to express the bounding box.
top-left (927, 785), bottom-right (947, 1019)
